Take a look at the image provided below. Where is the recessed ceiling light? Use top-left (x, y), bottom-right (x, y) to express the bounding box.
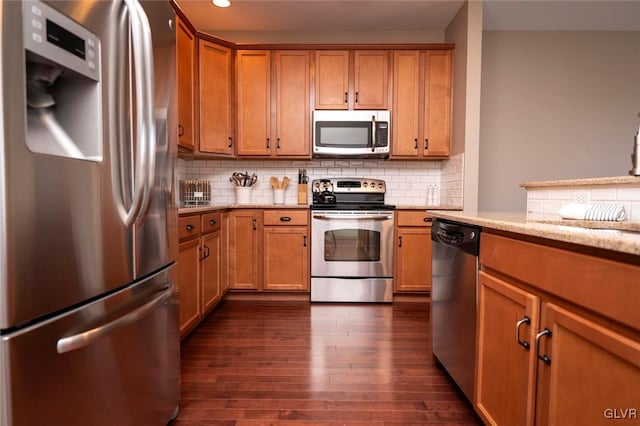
top-left (212, 0), bottom-right (231, 7)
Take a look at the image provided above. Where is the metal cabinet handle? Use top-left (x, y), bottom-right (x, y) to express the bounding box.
top-left (424, 138), bottom-right (429, 150)
top-left (276, 137), bottom-right (281, 149)
top-left (414, 138), bottom-right (418, 149)
top-left (178, 124), bottom-right (184, 137)
top-left (344, 92), bottom-right (348, 104)
top-left (535, 328), bottom-right (552, 364)
top-left (303, 235), bottom-right (307, 247)
top-left (185, 224), bottom-right (195, 231)
top-left (516, 316), bottom-right (531, 350)
top-left (209, 219), bottom-right (216, 225)
top-left (355, 91), bottom-right (359, 103)
top-left (398, 236), bottom-right (403, 247)
top-left (253, 219), bottom-right (257, 230)
top-left (57, 284), bottom-right (173, 354)
top-left (280, 216), bottom-right (292, 222)
top-left (228, 136), bottom-right (233, 148)
top-left (423, 217), bottom-right (432, 222)
top-left (266, 137), bottom-right (271, 149)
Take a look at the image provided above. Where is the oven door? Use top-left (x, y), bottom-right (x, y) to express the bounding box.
top-left (311, 210), bottom-right (394, 278)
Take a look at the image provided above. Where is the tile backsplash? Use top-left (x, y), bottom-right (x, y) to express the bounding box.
top-left (177, 153), bottom-right (464, 207)
top-left (526, 185), bottom-right (640, 221)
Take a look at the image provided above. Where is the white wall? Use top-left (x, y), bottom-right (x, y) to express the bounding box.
top-left (445, 1), bottom-right (484, 211)
top-left (479, 31), bottom-right (640, 212)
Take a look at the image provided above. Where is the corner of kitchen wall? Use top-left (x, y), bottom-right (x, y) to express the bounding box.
top-left (440, 153), bottom-right (464, 208)
top-left (177, 158), bottom-right (447, 207)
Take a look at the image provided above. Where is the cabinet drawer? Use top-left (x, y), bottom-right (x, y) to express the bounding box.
top-left (178, 215), bottom-right (201, 241)
top-left (263, 210), bottom-right (309, 226)
top-left (397, 210), bottom-right (432, 227)
top-left (201, 212), bottom-right (221, 233)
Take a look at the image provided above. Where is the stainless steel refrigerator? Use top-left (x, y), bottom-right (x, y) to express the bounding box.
top-left (0, 0), bottom-right (180, 424)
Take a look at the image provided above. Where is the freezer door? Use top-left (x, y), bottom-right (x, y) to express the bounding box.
top-left (0, 267), bottom-right (180, 426)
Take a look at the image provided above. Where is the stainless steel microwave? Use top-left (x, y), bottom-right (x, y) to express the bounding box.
top-left (312, 110), bottom-right (390, 158)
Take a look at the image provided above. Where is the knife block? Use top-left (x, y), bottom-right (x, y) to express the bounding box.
top-left (297, 184), bottom-right (308, 205)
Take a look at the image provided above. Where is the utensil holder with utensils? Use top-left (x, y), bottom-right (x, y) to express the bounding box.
top-left (270, 176), bottom-right (290, 205)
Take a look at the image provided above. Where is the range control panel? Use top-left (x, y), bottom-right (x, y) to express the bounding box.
top-left (312, 178), bottom-right (386, 194)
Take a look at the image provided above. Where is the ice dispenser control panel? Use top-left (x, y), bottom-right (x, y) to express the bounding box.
top-left (23, 0), bottom-right (100, 82)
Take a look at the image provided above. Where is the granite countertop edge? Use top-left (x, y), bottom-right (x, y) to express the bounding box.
top-left (427, 210), bottom-right (640, 256)
top-left (179, 205), bottom-right (463, 215)
top-left (520, 175), bottom-right (640, 189)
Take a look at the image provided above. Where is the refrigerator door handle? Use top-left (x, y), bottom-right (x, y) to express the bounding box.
top-left (132, 0), bottom-right (157, 222)
top-left (56, 284), bottom-right (173, 354)
top-left (113, 0), bottom-right (150, 227)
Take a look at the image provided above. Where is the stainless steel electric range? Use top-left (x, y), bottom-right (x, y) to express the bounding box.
top-left (310, 178), bottom-right (395, 302)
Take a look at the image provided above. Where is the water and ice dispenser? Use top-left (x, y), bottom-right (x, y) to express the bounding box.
top-left (23, 0), bottom-right (102, 162)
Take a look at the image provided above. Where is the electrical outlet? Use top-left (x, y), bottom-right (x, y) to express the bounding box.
top-left (574, 191), bottom-right (590, 204)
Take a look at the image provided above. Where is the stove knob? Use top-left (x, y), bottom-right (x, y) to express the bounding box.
top-left (363, 182), bottom-right (368, 188)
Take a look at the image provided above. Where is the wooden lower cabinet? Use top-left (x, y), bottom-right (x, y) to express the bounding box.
top-left (476, 271), bottom-right (540, 426)
top-left (263, 226), bottom-right (309, 291)
top-left (477, 232), bottom-right (640, 426)
top-left (394, 210), bottom-right (432, 292)
top-left (535, 303), bottom-right (640, 426)
top-left (228, 210), bottom-right (262, 290)
top-left (177, 211), bottom-right (224, 337)
top-left (227, 209), bottom-right (310, 292)
top-left (178, 238), bottom-right (200, 335)
top-left (201, 230), bottom-right (221, 312)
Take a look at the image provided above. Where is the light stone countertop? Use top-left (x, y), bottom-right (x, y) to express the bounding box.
top-left (427, 210), bottom-right (640, 256)
top-left (520, 175), bottom-right (640, 189)
top-left (179, 204), bottom-right (310, 215)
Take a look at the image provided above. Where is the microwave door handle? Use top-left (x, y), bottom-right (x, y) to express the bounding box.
top-left (371, 115), bottom-right (376, 152)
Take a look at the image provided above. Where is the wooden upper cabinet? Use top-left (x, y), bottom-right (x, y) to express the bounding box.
top-left (353, 50), bottom-right (389, 110)
top-left (274, 51), bottom-right (311, 157)
top-left (236, 50), bottom-right (271, 156)
top-left (390, 50), bottom-right (452, 159)
top-left (314, 50), bottom-right (389, 110)
top-left (314, 50), bottom-right (349, 110)
top-left (176, 17), bottom-right (195, 151)
top-left (198, 40), bottom-right (233, 156)
top-left (423, 51), bottom-right (452, 157)
top-left (391, 51), bottom-right (421, 157)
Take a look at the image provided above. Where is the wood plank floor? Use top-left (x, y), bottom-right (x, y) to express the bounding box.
top-left (172, 300), bottom-right (482, 425)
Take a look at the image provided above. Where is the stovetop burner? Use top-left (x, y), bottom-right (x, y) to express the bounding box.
top-left (311, 177), bottom-right (394, 210)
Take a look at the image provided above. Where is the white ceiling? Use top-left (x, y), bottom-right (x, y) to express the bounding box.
top-left (175, 0), bottom-right (640, 37)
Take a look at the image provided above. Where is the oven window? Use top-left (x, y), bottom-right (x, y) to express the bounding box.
top-left (324, 229), bottom-right (381, 261)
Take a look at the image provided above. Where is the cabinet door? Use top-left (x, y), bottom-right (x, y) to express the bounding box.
top-left (201, 230), bottom-right (221, 313)
top-left (391, 51), bottom-right (421, 157)
top-left (274, 51), bottom-right (310, 157)
top-left (263, 227), bottom-right (309, 291)
top-left (314, 50), bottom-right (349, 110)
top-left (394, 226), bottom-right (431, 292)
top-left (178, 239), bottom-right (200, 336)
top-left (353, 50), bottom-right (389, 110)
top-left (422, 50), bottom-right (452, 157)
top-left (176, 17), bottom-right (195, 151)
top-left (198, 40), bottom-right (233, 155)
top-left (535, 303), bottom-right (640, 426)
top-left (228, 210), bottom-right (261, 289)
top-left (236, 51), bottom-right (271, 156)
top-left (476, 271), bottom-right (540, 426)
top-left (220, 211), bottom-right (230, 294)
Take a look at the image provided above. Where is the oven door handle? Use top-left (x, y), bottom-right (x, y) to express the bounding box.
top-left (313, 214), bottom-right (393, 221)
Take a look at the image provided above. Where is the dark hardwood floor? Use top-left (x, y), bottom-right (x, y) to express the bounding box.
top-left (173, 300), bottom-right (482, 425)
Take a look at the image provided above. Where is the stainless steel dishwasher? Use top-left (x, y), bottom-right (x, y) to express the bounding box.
top-left (431, 219), bottom-right (481, 403)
